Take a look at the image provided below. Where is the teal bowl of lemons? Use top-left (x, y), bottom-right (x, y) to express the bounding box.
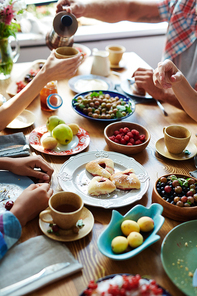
top-left (97, 203), bottom-right (164, 260)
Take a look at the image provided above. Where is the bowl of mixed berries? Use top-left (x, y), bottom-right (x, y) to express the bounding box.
top-left (104, 122), bottom-right (150, 155)
top-left (152, 174), bottom-right (197, 221)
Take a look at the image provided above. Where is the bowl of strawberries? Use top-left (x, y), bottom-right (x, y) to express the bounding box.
top-left (104, 121), bottom-right (151, 155)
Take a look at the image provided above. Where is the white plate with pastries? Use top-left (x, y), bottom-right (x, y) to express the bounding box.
top-left (58, 151), bottom-right (150, 208)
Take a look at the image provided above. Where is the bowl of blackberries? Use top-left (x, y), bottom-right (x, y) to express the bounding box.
top-left (152, 174), bottom-right (197, 221)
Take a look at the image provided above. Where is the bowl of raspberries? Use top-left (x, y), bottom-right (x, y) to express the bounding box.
top-left (104, 121), bottom-right (150, 155)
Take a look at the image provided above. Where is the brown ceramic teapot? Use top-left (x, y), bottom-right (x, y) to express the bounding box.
top-left (46, 11), bottom-right (78, 50)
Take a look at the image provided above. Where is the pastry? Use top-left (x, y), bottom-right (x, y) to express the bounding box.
top-left (88, 176), bottom-right (116, 196)
top-left (132, 82), bottom-right (146, 96)
top-left (86, 158), bottom-right (114, 178)
top-left (110, 168), bottom-right (141, 190)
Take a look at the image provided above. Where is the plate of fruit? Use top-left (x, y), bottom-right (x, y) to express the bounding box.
top-left (29, 115), bottom-right (90, 156)
top-left (6, 59), bottom-right (46, 97)
top-left (80, 273), bottom-right (171, 296)
top-left (73, 43), bottom-right (91, 58)
top-left (72, 90), bottom-right (135, 121)
top-left (97, 203), bottom-right (164, 260)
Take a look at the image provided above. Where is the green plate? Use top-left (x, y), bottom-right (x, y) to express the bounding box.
top-left (161, 220), bottom-right (197, 296)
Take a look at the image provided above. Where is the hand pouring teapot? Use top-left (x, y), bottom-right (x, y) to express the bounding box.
top-left (46, 11), bottom-right (78, 50)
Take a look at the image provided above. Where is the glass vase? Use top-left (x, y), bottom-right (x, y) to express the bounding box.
top-left (0, 37), bottom-right (20, 80)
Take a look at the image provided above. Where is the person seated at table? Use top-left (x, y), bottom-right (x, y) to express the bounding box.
top-left (153, 59), bottom-right (197, 122)
top-left (0, 155), bottom-right (54, 259)
top-left (0, 50), bottom-right (83, 131)
top-left (56, 0), bottom-right (196, 110)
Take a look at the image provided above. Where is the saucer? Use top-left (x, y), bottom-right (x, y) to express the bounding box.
top-left (110, 60), bottom-right (125, 69)
top-left (6, 110), bottom-right (35, 129)
top-left (155, 138), bottom-right (197, 160)
top-left (39, 207), bottom-right (94, 242)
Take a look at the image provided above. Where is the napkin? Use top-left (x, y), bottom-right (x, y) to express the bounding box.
top-left (0, 235), bottom-right (83, 295)
top-left (0, 132), bottom-right (30, 157)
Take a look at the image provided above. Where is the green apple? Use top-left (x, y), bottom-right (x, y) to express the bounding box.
top-left (46, 115), bottom-right (65, 132)
top-left (52, 124), bottom-right (73, 145)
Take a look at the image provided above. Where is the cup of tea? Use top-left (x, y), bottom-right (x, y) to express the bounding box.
top-left (105, 45), bottom-right (126, 66)
top-left (163, 125), bottom-right (191, 154)
top-left (39, 191), bottom-right (84, 229)
top-left (55, 46), bottom-right (79, 59)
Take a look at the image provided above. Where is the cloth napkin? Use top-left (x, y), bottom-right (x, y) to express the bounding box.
top-left (0, 235), bottom-right (83, 295)
top-left (0, 132), bottom-right (30, 157)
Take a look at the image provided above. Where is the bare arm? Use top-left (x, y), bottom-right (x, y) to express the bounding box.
top-left (0, 50), bottom-right (83, 131)
top-left (153, 60), bottom-right (197, 121)
top-left (0, 155), bottom-right (54, 182)
top-left (56, 0), bottom-right (161, 23)
top-left (132, 67), bottom-right (183, 109)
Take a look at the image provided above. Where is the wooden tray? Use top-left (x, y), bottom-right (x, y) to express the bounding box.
top-left (6, 59), bottom-right (46, 97)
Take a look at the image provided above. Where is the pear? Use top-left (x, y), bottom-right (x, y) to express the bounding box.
top-left (52, 124), bottom-right (73, 145)
top-left (46, 115), bottom-right (65, 132)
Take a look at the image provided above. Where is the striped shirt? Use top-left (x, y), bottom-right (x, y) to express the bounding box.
top-left (0, 212), bottom-right (21, 260)
top-left (158, 0), bottom-right (197, 60)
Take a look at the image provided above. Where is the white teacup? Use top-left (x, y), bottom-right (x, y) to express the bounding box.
top-left (163, 125), bottom-right (191, 154)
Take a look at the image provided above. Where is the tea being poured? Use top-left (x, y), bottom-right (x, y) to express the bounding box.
top-left (46, 12), bottom-right (78, 50)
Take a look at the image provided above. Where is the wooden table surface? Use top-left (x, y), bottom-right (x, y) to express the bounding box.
top-left (1, 52), bottom-right (196, 296)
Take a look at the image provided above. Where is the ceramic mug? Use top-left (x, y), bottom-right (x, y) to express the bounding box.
top-left (91, 48), bottom-right (110, 77)
top-left (55, 46), bottom-right (79, 59)
top-left (39, 191), bottom-right (84, 229)
top-left (105, 45), bottom-right (126, 66)
top-left (163, 125), bottom-right (191, 154)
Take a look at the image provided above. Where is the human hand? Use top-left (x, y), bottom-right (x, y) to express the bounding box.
top-left (153, 59), bottom-right (183, 89)
top-left (9, 155), bottom-right (54, 183)
top-left (11, 183), bottom-right (53, 226)
top-left (132, 67), bottom-right (164, 100)
top-left (56, 0), bottom-right (85, 17)
top-left (43, 50), bottom-right (83, 82)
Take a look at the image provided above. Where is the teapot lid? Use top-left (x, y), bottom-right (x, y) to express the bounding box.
top-left (53, 12), bottom-right (78, 38)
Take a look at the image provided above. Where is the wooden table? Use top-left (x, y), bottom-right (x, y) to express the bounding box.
top-left (1, 52), bottom-right (196, 296)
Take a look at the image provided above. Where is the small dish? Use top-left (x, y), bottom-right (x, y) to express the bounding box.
top-left (120, 79), bottom-right (153, 99)
top-left (155, 138), bottom-right (197, 160)
top-left (161, 220), bottom-right (197, 296)
top-left (39, 206), bottom-right (94, 242)
top-left (72, 90), bottom-right (135, 122)
top-left (68, 74), bottom-right (114, 93)
top-left (0, 171), bottom-right (33, 213)
top-left (97, 203), bottom-right (164, 260)
top-left (6, 110), bottom-right (35, 129)
top-left (104, 121), bottom-right (150, 155)
top-left (80, 273), bottom-right (171, 296)
top-left (152, 173), bottom-right (197, 221)
top-left (73, 43), bottom-right (91, 58)
top-left (110, 60), bottom-right (126, 69)
top-left (29, 125), bottom-right (90, 156)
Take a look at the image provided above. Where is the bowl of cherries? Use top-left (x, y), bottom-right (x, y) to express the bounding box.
top-left (104, 121), bottom-right (150, 155)
top-left (152, 174), bottom-right (197, 221)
